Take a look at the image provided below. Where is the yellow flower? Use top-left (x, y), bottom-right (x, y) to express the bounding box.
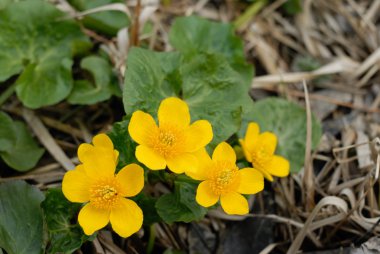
top-left (62, 134), bottom-right (144, 237)
top-left (239, 122), bottom-right (290, 181)
top-left (128, 97), bottom-right (213, 174)
top-left (187, 142), bottom-right (264, 215)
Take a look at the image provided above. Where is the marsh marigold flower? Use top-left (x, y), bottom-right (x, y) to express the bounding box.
top-left (187, 142), bottom-right (264, 215)
top-left (239, 122), bottom-right (290, 181)
top-left (62, 134), bottom-right (144, 237)
top-left (128, 97), bottom-right (213, 174)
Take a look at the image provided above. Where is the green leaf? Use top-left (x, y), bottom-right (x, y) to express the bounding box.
top-left (133, 193), bottom-right (161, 226)
top-left (169, 16), bottom-right (253, 81)
top-left (0, 181), bottom-right (45, 254)
top-left (156, 182), bottom-right (207, 224)
top-left (0, 0), bottom-right (12, 9)
top-left (123, 48), bottom-right (250, 145)
top-left (240, 97), bottom-right (322, 173)
top-left (68, 56), bottom-right (116, 105)
top-left (107, 120), bottom-right (138, 170)
top-left (123, 49), bottom-right (179, 115)
top-left (15, 57), bottom-right (74, 108)
top-left (41, 188), bottom-right (89, 254)
top-left (68, 0), bottom-right (129, 36)
top-left (0, 0), bottom-right (90, 108)
top-left (0, 111), bottom-right (16, 151)
top-left (181, 53), bottom-right (248, 145)
top-left (0, 121), bottom-right (44, 171)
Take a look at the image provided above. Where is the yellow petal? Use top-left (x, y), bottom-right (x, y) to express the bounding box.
top-left (166, 153), bottom-right (198, 174)
top-left (128, 110), bottom-right (158, 146)
top-left (78, 203), bottom-right (110, 235)
top-left (196, 181), bottom-right (219, 207)
top-left (110, 198), bottom-right (143, 238)
top-left (220, 192), bottom-right (248, 215)
top-left (78, 143), bottom-right (116, 166)
top-left (93, 133), bottom-right (114, 150)
top-left (255, 167), bottom-right (274, 182)
top-left (257, 132), bottom-right (277, 156)
top-left (237, 168), bottom-right (264, 194)
top-left (77, 143), bottom-right (94, 163)
top-left (113, 150), bottom-right (119, 163)
top-left (185, 149), bottom-right (211, 181)
top-left (244, 122), bottom-right (260, 152)
top-left (62, 165), bottom-right (91, 203)
top-left (135, 145), bottom-right (166, 170)
top-left (185, 120), bottom-right (213, 152)
top-left (212, 142), bottom-right (236, 163)
top-left (116, 164), bottom-right (144, 197)
top-left (158, 97), bottom-right (190, 127)
top-left (82, 149), bottom-right (116, 179)
top-left (239, 139), bottom-right (252, 162)
top-left (266, 155), bottom-right (290, 177)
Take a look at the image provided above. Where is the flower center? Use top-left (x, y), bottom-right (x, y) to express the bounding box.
top-left (209, 161), bottom-right (240, 195)
top-left (251, 146), bottom-right (271, 170)
top-left (90, 179), bottom-right (120, 209)
top-left (151, 124), bottom-right (185, 158)
top-left (159, 131), bottom-right (176, 146)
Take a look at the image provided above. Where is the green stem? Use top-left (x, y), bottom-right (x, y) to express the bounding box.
top-left (233, 0), bottom-right (268, 29)
top-left (0, 82), bottom-right (17, 107)
top-left (147, 224), bottom-right (156, 254)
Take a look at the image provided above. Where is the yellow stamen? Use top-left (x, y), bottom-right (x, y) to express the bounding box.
top-left (150, 124), bottom-right (185, 158)
top-left (90, 179), bottom-right (121, 209)
top-left (251, 146), bottom-right (271, 171)
top-left (209, 161), bottom-right (240, 195)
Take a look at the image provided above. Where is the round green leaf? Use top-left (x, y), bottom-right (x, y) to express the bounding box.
top-left (0, 111), bottom-right (16, 152)
top-left (0, 0), bottom-right (90, 108)
top-left (0, 121), bottom-right (44, 172)
top-left (68, 56), bottom-right (115, 105)
top-left (0, 181), bottom-right (45, 254)
top-left (156, 182), bottom-right (207, 224)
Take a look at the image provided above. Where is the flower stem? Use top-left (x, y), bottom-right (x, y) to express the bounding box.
top-left (147, 224), bottom-right (156, 254)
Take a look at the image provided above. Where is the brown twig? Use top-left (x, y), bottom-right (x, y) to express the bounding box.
top-left (129, 0), bottom-right (141, 47)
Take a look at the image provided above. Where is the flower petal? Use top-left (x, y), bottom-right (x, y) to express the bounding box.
top-left (78, 142), bottom-right (119, 176)
top-left (158, 97), bottom-right (190, 127)
top-left (135, 145), bottom-right (166, 170)
top-left (185, 120), bottom-right (213, 152)
top-left (77, 143), bottom-right (94, 163)
top-left (239, 139), bottom-right (252, 162)
top-left (185, 149), bottom-right (211, 181)
top-left (244, 122), bottom-right (260, 152)
top-left (257, 132), bottom-right (277, 156)
top-left (266, 155), bottom-right (290, 177)
top-left (196, 181), bottom-right (219, 207)
top-left (93, 133), bottom-right (114, 150)
top-left (78, 203), bottom-right (110, 235)
top-left (110, 198), bottom-right (143, 238)
top-left (113, 150), bottom-right (119, 163)
top-left (116, 164), bottom-right (144, 197)
top-left (220, 192), bottom-right (249, 215)
top-left (82, 149), bottom-right (116, 179)
top-left (62, 165), bottom-right (91, 203)
top-left (129, 110), bottom-right (158, 146)
top-left (212, 142), bottom-right (236, 163)
top-left (166, 153), bottom-right (198, 174)
top-left (255, 167), bottom-right (274, 182)
top-left (237, 168), bottom-right (264, 194)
